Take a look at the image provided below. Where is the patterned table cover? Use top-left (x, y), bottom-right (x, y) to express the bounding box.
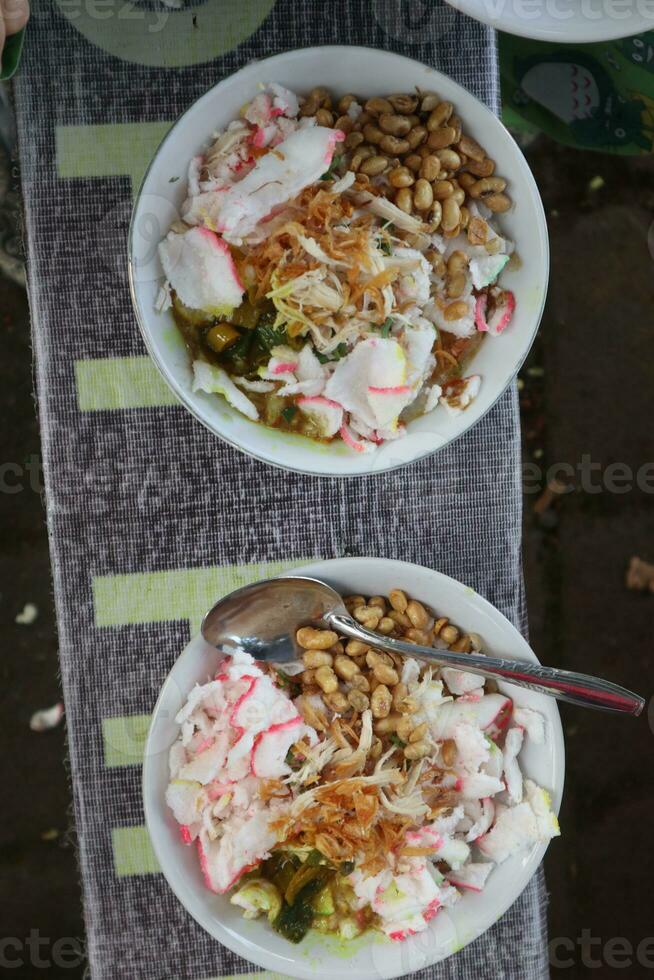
top-left (14, 1), bottom-right (549, 977)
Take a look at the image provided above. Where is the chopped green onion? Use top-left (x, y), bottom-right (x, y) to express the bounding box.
top-left (316, 342), bottom-right (348, 364)
top-left (281, 405), bottom-right (297, 423)
top-left (389, 734), bottom-right (406, 748)
top-left (255, 320), bottom-right (289, 352)
top-left (275, 668), bottom-right (301, 696)
top-left (381, 318), bottom-right (393, 338)
top-left (320, 153), bottom-right (343, 181)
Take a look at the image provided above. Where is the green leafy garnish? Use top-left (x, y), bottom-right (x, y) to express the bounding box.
top-left (275, 668), bottom-right (301, 697)
top-left (219, 331), bottom-right (253, 374)
top-left (284, 747), bottom-right (303, 771)
top-left (240, 317), bottom-right (293, 370)
top-left (273, 866), bottom-right (336, 943)
top-left (281, 405), bottom-right (298, 423)
top-left (263, 852), bottom-right (302, 893)
top-left (379, 239), bottom-right (393, 256)
top-left (380, 317), bottom-right (394, 338)
top-left (315, 342), bottom-right (348, 364)
top-left (389, 734), bottom-right (406, 748)
top-left (320, 153), bottom-right (343, 181)
top-left (255, 320), bottom-right (289, 353)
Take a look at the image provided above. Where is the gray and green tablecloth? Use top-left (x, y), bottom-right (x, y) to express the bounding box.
top-left (14, 3), bottom-right (549, 978)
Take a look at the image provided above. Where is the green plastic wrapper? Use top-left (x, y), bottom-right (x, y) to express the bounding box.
top-left (500, 30), bottom-right (654, 154)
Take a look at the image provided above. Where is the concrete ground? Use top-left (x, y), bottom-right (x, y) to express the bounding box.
top-left (1, 135), bottom-right (652, 979)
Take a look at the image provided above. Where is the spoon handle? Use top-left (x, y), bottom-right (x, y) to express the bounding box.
top-left (326, 613), bottom-right (645, 716)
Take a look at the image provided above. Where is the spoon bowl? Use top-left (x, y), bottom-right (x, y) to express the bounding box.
top-left (201, 576), bottom-right (346, 662)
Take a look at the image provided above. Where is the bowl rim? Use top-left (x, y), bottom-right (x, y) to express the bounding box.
top-left (128, 44), bottom-right (549, 478)
top-left (142, 555), bottom-right (565, 979)
top-left (442, 0), bottom-right (654, 43)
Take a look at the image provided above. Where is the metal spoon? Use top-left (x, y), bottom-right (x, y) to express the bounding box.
top-left (201, 576), bottom-right (645, 716)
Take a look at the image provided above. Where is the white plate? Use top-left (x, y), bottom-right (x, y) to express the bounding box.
top-left (129, 45), bottom-right (549, 477)
top-left (143, 556), bottom-right (565, 980)
top-left (445, 0), bottom-right (654, 42)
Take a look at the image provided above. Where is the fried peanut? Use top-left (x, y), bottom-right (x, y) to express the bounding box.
top-left (364, 96), bottom-right (394, 116)
top-left (373, 662), bottom-right (399, 686)
top-left (388, 93), bottom-right (419, 114)
top-left (348, 688), bottom-right (370, 712)
top-left (303, 650), bottom-right (334, 668)
top-left (427, 126), bottom-right (456, 150)
top-left (379, 113), bottom-right (412, 136)
top-left (315, 665), bottom-right (339, 694)
top-left (353, 605), bottom-right (382, 629)
top-left (413, 178), bottom-right (434, 211)
top-left (371, 684), bottom-right (392, 718)
top-left (440, 624), bottom-right (460, 645)
top-left (297, 627), bottom-right (338, 650)
top-left (324, 690), bottom-right (349, 713)
top-left (406, 599), bottom-right (429, 629)
top-left (388, 589), bottom-right (408, 613)
top-left (405, 627), bottom-right (430, 646)
top-left (345, 640), bottom-right (370, 656)
top-left (380, 134), bottom-right (410, 156)
top-left (389, 166), bottom-right (415, 188)
top-left (406, 125), bottom-right (427, 150)
top-left (368, 596), bottom-right (387, 612)
top-left (396, 715), bottom-right (414, 742)
top-left (409, 722), bottom-right (428, 743)
top-left (427, 102), bottom-right (453, 130)
top-left (395, 187), bottom-right (413, 213)
top-left (377, 617), bottom-right (396, 635)
top-left (404, 740), bottom-right (431, 760)
top-left (366, 649), bottom-right (394, 669)
top-left (373, 712), bottom-right (401, 734)
top-left (392, 682), bottom-right (408, 710)
top-left (350, 673), bottom-right (371, 693)
top-left (388, 609), bottom-right (411, 629)
top-left (334, 654), bottom-right (360, 681)
top-left (441, 738), bottom-right (457, 767)
top-left (360, 154), bottom-right (389, 176)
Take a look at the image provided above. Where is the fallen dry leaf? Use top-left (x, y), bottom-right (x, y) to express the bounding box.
top-left (626, 556), bottom-right (654, 594)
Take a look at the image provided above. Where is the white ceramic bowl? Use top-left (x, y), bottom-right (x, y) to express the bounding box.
top-left (444, 0), bottom-right (654, 42)
top-left (143, 557), bottom-right (564, 979)
top-left (129, 46), bottom-right (549, 477)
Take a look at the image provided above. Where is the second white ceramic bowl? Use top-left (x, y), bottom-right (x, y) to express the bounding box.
top-left (143, 557), bottom-right (564, 979)
top-left (129, 46), bottom-right (549, 477)
top-left (444, 0), bottom-right (654, 43)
